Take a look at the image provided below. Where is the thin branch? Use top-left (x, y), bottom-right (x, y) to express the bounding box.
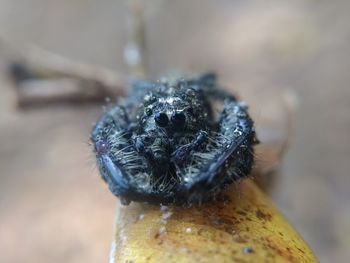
top-left (1, 37), bottom-right (127, 107)
top-left (124, 0), bottom-right (148, 78)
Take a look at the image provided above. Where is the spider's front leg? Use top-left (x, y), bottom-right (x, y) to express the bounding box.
top-left (181, 100), bottom-right (257, 204)
top-left (172, 131), bottom-right (207, 166)
top-left (91, 106), bottom-right (134, 198)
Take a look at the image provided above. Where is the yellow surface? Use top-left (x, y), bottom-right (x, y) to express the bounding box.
top-left (112, 180), bottom-right (318, 263)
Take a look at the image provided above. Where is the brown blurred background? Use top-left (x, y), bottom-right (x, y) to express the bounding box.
top-left (0, 0), bottom-right (349, 262)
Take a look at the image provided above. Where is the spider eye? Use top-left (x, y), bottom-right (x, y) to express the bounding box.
top-left (154, 112), bottom-right (169, 127)
top-left (171, 112), bottom-right (186, 127)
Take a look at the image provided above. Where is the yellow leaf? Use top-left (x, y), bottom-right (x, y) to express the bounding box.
top-left (111, 180), bottom-right (318, 263)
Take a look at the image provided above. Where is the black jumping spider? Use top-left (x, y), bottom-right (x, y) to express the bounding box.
top-left (91, 73), bottom-right (258, 205)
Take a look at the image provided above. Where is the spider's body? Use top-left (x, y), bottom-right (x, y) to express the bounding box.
top-left (91, 74), bottom-right (258, 205)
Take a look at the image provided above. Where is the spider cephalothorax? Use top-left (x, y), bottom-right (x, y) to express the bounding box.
top-left (91, 73), bottom-right (258, 205)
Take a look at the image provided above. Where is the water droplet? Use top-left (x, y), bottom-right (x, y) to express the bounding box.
top-left (233, 128), bottom-right (242, 136)
top-left (161, 211), bottom-right (173, 223)
top-left (237, 111), bottom-right (247, 118)
top-left (158, 226), bottom-right (167, 235)
top-left (160, 204), bottom-right (169, 212)
top-left (185, 227), bottom-right (192, 234)
top-left (238, 101), bottom-right (248, 109)
top-left (243, 247), bottom-right (254, 254)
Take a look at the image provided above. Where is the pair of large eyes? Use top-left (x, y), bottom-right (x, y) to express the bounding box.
top-left (154, 112), bottom-right (186, 128)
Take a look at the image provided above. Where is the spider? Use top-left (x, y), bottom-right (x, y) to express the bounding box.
top-left (91, 73), bottom-right (258, 205)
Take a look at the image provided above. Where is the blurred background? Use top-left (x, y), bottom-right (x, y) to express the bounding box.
top-left (0, 0), bottom-right (349, 262)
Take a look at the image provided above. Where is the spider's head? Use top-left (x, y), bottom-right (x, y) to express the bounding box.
top-left (141, 89), bottom-right (208, 135)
